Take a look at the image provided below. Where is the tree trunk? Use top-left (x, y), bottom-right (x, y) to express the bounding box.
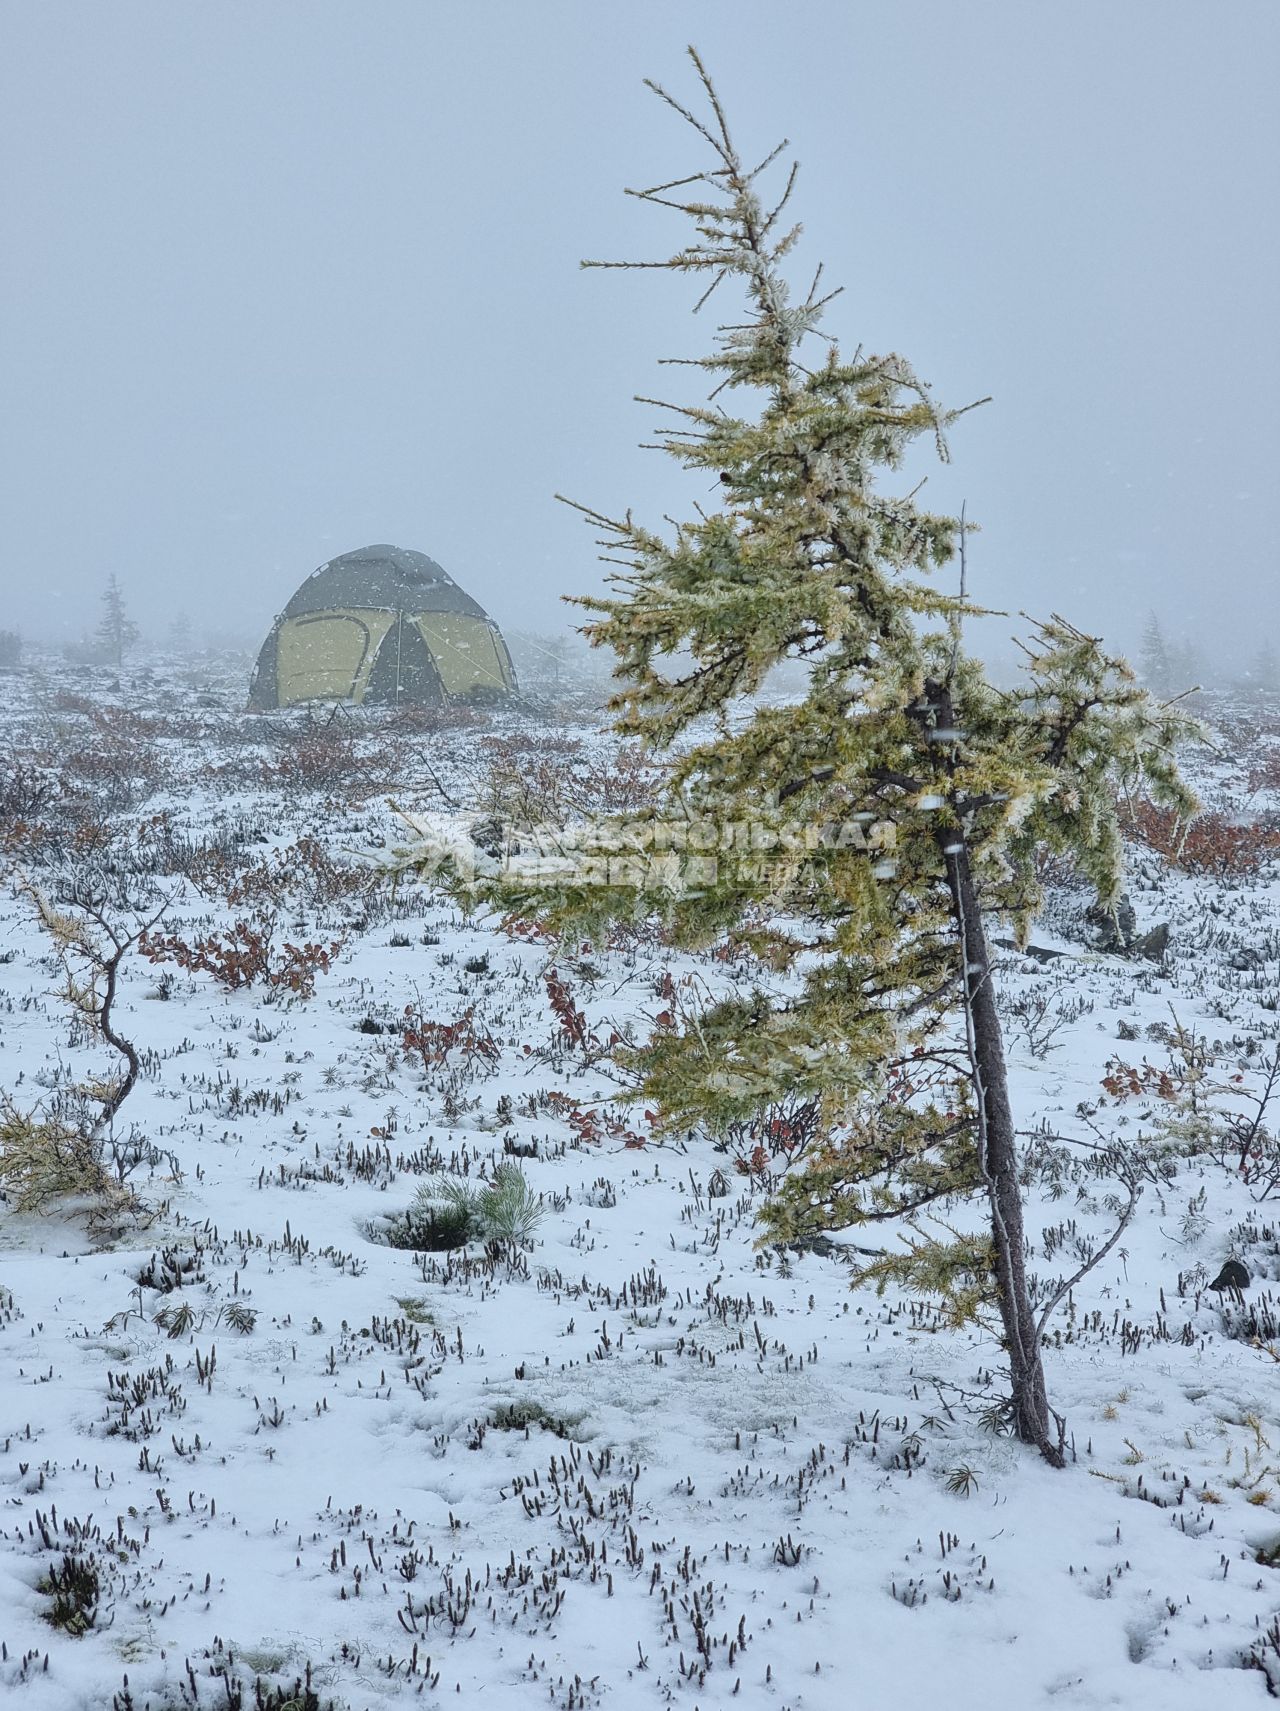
top-left (941, 832), bottom-right (1065, 1467)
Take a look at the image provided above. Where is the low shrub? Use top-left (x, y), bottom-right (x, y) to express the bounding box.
top-left (403, 1004), bottom-right (499, 1071)
top-left (0, 753), bottom-right (57, 822)
top-left (258, 725), bottom-right (385, 793)
top-left (380, 1197), bottom-right (474, 1252)
top-left (1125, 798), bottom-right (1280, 879)
top-left (380, 1164), bottom-right (543, 1256)
top-left (139, 913), bottom-right (343, 999)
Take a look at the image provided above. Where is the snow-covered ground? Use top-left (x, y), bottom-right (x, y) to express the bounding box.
top-left (3, 655), bottom-right (1280, 1710)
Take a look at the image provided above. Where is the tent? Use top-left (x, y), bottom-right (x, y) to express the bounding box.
top-left (248, 544), bottom-right (517, 710)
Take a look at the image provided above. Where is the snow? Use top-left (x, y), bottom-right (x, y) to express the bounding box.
top-left (1, 659), bottom-right (1280, 1709)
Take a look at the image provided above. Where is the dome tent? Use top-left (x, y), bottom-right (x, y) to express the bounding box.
top-left (248, 544), bottom-right (517, 710)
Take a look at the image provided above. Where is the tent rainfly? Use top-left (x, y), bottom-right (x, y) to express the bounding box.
top-left (248, 544), bottom-right (517, 710)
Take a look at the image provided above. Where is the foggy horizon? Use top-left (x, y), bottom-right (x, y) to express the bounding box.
top-left (2, 2), bottom-right (1277, 671)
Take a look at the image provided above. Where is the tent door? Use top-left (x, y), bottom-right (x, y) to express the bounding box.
top-left (365, 613), bottom-right (446, 705)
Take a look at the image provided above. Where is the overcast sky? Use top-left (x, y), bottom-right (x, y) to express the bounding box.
top-left (2, 2), bottom-right (1276, 666)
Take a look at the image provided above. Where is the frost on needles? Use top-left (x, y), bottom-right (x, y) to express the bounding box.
top-left (394, 47), bottom-right (1202, 1467)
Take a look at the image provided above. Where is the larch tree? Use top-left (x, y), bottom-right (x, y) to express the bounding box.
top-left (393, 51), bottom-right (1200, 1465)
top-left (97, 574), bottom-right (140, 667)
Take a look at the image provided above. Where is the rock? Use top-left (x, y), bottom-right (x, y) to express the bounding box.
top-left (1133, 923), bottom-right (1171, 962)
top-left (995, 938), bottom-right (1069, 964)
top-left (1084, 892), bottom-right (1170, 960)
top-left (1229, 946), bottom-right (1266, 971)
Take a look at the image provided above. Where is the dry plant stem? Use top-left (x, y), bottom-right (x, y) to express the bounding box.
top-left (1033, 1170), bottom-right (1141, 1341)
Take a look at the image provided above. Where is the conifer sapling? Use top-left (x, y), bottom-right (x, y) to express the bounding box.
top-left (392, 49), bottom-right (1200, 1466)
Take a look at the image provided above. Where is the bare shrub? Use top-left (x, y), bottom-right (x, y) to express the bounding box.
top-left (477, 732), bottom-right (658, 825)
top-left (258, 724), bottom-right (386, 793)
top-left (0, 877), bottom-right (176, 1222)
top-left (384, 700), bottom-right (483, 738)
top-left (1000, 982), bottom-right (1094, 1057)
top-left (186, 833), bottom-right (377, 913)
top-left (59, 713), bottom-right (169, 813)
top-left (0, 751), bottom-right (58, 821)
top-left (1247, 748), bottom-right (1280, 794)
top-left (22, 874), bottom-right (171, 1125)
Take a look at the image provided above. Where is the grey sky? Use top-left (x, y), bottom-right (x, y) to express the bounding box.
top-left (2, 2), bottom-right (1276, 666)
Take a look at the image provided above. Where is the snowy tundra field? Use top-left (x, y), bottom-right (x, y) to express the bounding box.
top-left (2, 654), bottom-right (1280, 1711)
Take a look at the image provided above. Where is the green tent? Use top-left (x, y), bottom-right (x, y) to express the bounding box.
top-left (248, 544), bottom-right (517, 709)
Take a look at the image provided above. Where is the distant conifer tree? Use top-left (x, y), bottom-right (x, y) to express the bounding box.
top-left (96, 575), bottom-right (140, 667)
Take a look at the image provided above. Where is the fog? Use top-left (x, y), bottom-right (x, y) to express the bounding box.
top-left (2, 1), bottom-right (1276, 672)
